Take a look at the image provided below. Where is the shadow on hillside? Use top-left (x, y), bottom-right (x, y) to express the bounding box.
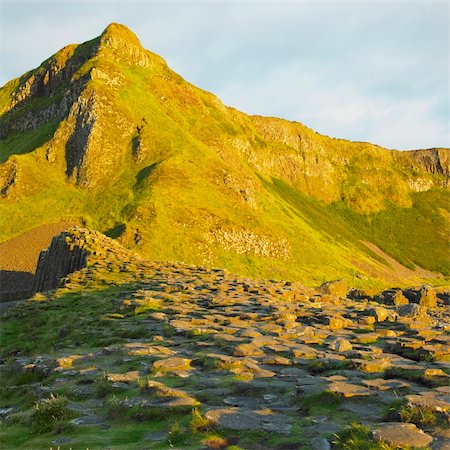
top-left (0, 270), bottom-right (35, 301)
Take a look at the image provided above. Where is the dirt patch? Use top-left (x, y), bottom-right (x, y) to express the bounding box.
top-left (0, 221), bottom-right (75, 299)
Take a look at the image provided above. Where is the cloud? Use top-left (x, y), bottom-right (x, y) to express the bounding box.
top-left (0, 0), bottom-right (447, 149)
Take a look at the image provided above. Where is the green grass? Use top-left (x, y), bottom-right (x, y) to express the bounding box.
top-left (384, 399), bottom-right (446, 427)
top-left (0, 120), bottom-right (59, 163)
top-left (298, 390), bottom-right (342, 415)
top-left (265, 178), bottom-right (385, 264)
top-left (0, 283), bottom-right (140, 358)
top-left (333, 423), bottom-right (396, 450)
top-left (329, 189), bottom-right (450, 275)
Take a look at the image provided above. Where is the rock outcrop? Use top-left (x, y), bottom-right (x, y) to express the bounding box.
top-left (33, 227), bottom-right (143, 292)
top-left (34, 231), bottom-right (89, 292)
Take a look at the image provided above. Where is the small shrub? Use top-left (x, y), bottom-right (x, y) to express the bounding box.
top-left (134, 298), bottom-right (162, 315)
top-left (31, 394), bottom-right (71, 432)
top-left (162, 323), bottom-right (176, 337)
top-left (0, 360), bottom-right (47, 386)
top-left (138, 376), bottom-right (149, 391)
top-left (130, 404), bottom-right (162, 422)
top-left (309, 359), bottom-right (349, 374)
top-left (116, 325), bottom-right (149, 339)
top-left (168, 420), bottom-right (186, 446)
top-left (193, 355), bottom-right (218, 370)
top-left (106, 395), bottom-right (123, 420)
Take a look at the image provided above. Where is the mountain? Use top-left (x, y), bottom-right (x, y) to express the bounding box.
top-left (0, 23), bottom-right (449, 289)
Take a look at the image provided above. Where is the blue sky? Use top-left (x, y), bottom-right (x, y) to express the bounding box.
top-left (0, 0), bottom-right (448, 150)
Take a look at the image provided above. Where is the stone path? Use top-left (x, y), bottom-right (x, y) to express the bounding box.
top-left (1, 228), bottom-right (449, 449)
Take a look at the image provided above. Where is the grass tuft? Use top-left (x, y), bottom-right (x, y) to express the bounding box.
top-left (333, 423), bottom-right (394, 450)
top-left (31, 394), bottom-right (72, 433)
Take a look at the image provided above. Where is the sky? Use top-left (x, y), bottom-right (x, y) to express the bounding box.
top-left (0, 0), bottom-right (448, 150)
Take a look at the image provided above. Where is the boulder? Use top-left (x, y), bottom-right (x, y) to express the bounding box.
top-left (318, 279), bottom-right (347, 299)
top-left (417, 285), bottom-right (437, 308)
top-left (397, 303), bottom-right (430, 322)
top-left (330, 339), bottom-right (353, 352)
top-left (365, 306), bottom-right (389, 322)
top-left (383, 289), bottom-right (409, 306)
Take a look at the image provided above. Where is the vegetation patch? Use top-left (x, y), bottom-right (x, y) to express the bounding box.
top-left (31, 394), bottom-right (73, 433)
top-left (299, 390), bottom-right (342, 415)
top-left (333, 423), bottom-right (395, 450)
top-left (384, 399), bottom-right (446, 427)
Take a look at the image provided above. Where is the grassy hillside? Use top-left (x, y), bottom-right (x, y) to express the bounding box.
top-left (0, 23), bottom-right (448, 289)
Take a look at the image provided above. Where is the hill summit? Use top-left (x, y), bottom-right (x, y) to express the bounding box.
top-left (0, 23), bottom-right (449, 288)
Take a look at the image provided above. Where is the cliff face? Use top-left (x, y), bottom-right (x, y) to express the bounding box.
top-left (0, 24), bottom-right (165, 188)
top-left (0, 23), bottom-right (449, 286)
top-left (34, 232), bottom-right (88, 292)
top-left (1, 23), bottom-right (447, 197)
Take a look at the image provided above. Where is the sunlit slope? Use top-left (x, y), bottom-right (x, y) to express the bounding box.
top-left (0, 23), bottom-right (448, 288)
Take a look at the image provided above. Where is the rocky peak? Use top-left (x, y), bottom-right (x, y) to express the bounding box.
top-left (96, 22), bottom-right (156, 68)
top-left (99, 23), bottom-right (142, 49)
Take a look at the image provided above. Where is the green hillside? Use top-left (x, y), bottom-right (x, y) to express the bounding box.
top-left (0, 23), bottom-right (448, 289)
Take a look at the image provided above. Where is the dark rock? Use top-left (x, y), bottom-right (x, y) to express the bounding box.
top-left (34, 232), bottom-right (88, 292)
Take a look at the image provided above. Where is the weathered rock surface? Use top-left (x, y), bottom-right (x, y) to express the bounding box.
top-left (373, 422), bottom-right (433, 448)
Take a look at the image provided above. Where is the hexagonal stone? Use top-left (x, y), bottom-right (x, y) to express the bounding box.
top-left (373, 422), bottom-right (433, 448)
top-left (152, 357), bottom-right (192, 373)
top-left (292, 344), bottom-right (318, 359)
top-left (351, 357), bottom-right (391, 373)
top-left (205, 408), bottom-right (261, 430)
top-left (328, 382), bottom-right (372, 398)
top-left (365, 306), bottom-right (391, 322)
top-left (319, 279), bottom-right (347, 298)
top-left (234, 343), bottom-right (264, 357)
top-left (362, 378), bottom-right (410, 391)
top-left (107, 371), bottom-right (140, 383)
top-left (418, 285), bottom-right (437, 308)
top-left (406, 394), bottom-right (450, 412)
top-left (327, 316), bottom-right (345, 331)
top-left (330, 339), bottom-right (353, 352)
top-left (262, 355), bottom-right (292, 365)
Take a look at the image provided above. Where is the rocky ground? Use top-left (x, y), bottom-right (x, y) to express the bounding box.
top-left (0, 228), bottom-right (449, 449)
